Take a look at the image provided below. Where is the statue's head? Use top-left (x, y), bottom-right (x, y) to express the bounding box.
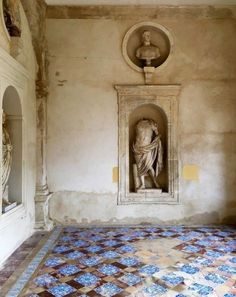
top-left (142, 30), bottom-right (151, 44)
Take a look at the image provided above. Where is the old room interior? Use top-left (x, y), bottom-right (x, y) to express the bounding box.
top-left (0, 0), bottom-right (236, 296)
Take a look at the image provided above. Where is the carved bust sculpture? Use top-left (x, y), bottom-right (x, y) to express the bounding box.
top-left (136, 30), bottom-right (161, 67)
top-left (133, 119), bottom-right (163, 190)
top-left (2, 112), bottom-right (13, 204)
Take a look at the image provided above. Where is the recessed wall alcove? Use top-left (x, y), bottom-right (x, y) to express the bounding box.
top-left (129, 104), bottom-right (168, 193)
top-left (115, 85), bottom-right (180, 204)
top-left (2, 85), bottom-right (23, 209)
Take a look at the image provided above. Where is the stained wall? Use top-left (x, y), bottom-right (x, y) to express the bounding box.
top-left (46, 7), bottom-right (236, 225)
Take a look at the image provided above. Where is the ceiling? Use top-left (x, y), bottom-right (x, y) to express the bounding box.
top-left (45, 0), bottom-right (236, 5)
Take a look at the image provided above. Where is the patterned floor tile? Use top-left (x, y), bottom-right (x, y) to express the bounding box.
top-left (119, 273), bottom-right (142, 286)
top-left (44, 257), bottom-right (65, 267)
top-left (97, 264), bottom-right (121, 276)
top-left (79, 256), bottom-right (101, 267)
top-left (53, 245), bottom-right (71, 253)
top-left (3, 225), bottom-right (235, 297)
top-left (119, 256), bottom-right (140, 266)
top-left (58, 264), bottom-right (80, 276)
top-left (33, 274), bottom-right (58, 287)
top-left (179, 264), bottom-right (200, 274)
top-left (86, 245), bottom-right (103, 253)
top-left (139, 264), bottom-right (160, 276)
top-left (188, 282), bottom-right (214, 296)
top-left (95, 282), bottom-right (122, 296)
top-left (65, 250), bottom-right (84, 259)
top-left (161, 272), bottom-right (184, 287)
top-left (218, 265), bottom-right (236, 275)
top-left (142, 283), bottom-right (167, 296)
top-left (48, 283), bottom-right (76, 296)
top-left (204, 272), bottom-right (228, 284)
top-left (74, 273), bottom-right (100, 286)
top-left (102, 251), bottom-right (120, 259)
top-left (118, 245), bottom-right (136, 253)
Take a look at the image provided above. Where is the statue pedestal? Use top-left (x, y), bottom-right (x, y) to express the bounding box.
top-left (137, 189), bottom-right (162, 194)
top-left (137, 188), bottom-right (163, 199)
top-left (143, 66), bottom-right (155, 84)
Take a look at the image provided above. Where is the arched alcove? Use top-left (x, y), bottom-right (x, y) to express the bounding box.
top-left (116, 85), bottom-right (180, 204)
top-left (2, 85), bottom-right (23, 212)
top-left (129, 104), bottom-right (168, 193)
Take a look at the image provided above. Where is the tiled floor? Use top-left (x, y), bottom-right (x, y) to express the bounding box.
top-left (0, 231), bottom-right (47, 291)
top-left (2, 226), bottom-right (236, 297)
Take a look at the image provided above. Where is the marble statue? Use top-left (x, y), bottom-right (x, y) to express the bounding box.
top-left (136, 30), bottom-right (160, 67)
top-left (133, 119), bottom-right (163, 191)
top-left (2, 111), bottom-right (13, 205)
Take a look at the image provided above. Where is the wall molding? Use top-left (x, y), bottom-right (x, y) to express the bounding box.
top-left (46, 5), bottom-right (236, 20)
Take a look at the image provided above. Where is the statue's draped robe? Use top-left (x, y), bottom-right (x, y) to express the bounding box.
top-left (2, 126), bottom-right (12, 195)
top-left (133, 136), bottom-right (162, 177)
top-left (133, 120), bottom-right (163, 178)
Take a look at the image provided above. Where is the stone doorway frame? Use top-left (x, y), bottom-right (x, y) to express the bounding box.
top-left (115, 85), bottom-right (181, 204)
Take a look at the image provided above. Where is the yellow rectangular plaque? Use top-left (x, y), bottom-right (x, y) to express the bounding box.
top-left (112, 167), bottom-right (119, 183)
top-left (183, 165), bottom-right (199, 180)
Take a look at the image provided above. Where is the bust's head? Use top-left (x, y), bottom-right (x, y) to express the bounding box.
top-left (142, 30), bottom-right (151, 45)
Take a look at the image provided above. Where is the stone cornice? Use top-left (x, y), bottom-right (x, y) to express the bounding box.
top-left (114, 85), bottom-right (181, 96)
top-left (46, 5), bottom-right (236, 20)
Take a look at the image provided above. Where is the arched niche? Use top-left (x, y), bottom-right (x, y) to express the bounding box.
top-left (2, 85), bottom-right (23, 209)
top-left (115, 85), bottom-right (180, 204)
top-left (129, 104), bottom-right (168, 193)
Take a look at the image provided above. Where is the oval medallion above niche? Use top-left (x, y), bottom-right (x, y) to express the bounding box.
top-left (122, 22), bottom-right (173, 73)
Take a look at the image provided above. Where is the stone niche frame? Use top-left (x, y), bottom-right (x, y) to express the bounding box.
top-left (115, 85), bottom-right (181, 205)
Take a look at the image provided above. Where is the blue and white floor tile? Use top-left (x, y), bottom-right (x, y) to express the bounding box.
top-left (3, 225), bottom-right (236, 296)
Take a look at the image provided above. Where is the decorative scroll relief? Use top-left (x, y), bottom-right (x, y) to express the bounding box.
top-left (115, 85), bottom-right (180, 205)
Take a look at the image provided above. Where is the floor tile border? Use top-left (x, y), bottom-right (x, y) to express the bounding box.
top-left (5, 227), bottom-right (62, 297)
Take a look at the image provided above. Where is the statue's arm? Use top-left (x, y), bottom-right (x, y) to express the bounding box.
top-left (151, 121), bottom-right (158, 135)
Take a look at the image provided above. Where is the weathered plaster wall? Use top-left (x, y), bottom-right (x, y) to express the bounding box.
top-left (46, 9), bottom-right (236, 225)
top-left (0, 3), bottom-right (37, 265)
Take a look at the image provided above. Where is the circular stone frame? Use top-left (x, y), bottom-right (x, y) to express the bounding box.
top-left (122, 22), bottom-right (174, 73)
